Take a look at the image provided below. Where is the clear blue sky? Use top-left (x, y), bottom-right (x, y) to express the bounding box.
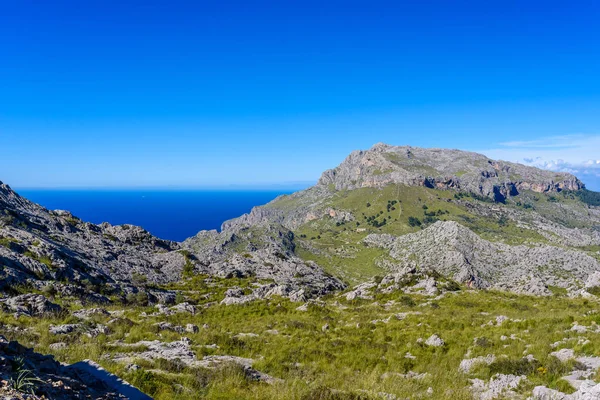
top-left (1, 1), bottom-right (599, 189)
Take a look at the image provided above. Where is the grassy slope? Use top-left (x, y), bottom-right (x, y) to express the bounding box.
top-left (288, 185), bottom-right (591, 285)
top-left (2, 279), bottom-right (600, 399)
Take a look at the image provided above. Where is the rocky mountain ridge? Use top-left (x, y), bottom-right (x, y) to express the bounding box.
top-left (0, 180), bottom-right (342, 304)
top-left (2, 143), bottom-right (600, 303)
top-left (318, 143), bottom-right (584, 202)
top-left (196, 143), bottom-right (600, 296)
top-left (0, 181), bottom-right (185, 301)
top-left (363, 220), bottom-right (600, 295)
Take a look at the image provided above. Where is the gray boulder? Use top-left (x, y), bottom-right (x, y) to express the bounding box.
top-left (2, 294), bottom-right (62, 317)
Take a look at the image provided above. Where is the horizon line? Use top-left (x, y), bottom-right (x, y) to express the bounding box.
top-left (11, 181), bottom-right (315, 191)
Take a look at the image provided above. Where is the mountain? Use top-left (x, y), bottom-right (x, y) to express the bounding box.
top-left (320, 143), bottom-right (584, 201)
top-left (3, 143), bottom-right (600, 400)
top-left (2, 143), bottom-right (600, 302)
top-left (0, 180), bottom-right (342, 304)
top-left (0, 181), bottom-right (185, 302)
top-left (186, 143), bottom-right (600, 295)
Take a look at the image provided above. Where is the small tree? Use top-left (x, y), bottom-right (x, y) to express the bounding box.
top-left (408, 216), bottom-right (422, 227)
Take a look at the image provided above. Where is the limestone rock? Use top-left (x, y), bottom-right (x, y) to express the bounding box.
top-left (470, 373), bottom-right (526, 400)
top-left (49, 324), bottom-right (82, 335)
top-left (317, 144), bottom-right (583, 200)
top-left (0, 335), bottom-right (148, 399)
top-left (2, 294), bottom-right (62, 317)
top-left (364, 221), bottom-right (599, 295)
top-left (550, 349), bottom-right (575, 363)
top-left (72, 308), bottom-right (110, 320)
top-left (531, 380), bottom-right (600, 399)
top-left (460, 355), bottom-right (496, 373)
top-left (424, 334), bottom-right (444, 347)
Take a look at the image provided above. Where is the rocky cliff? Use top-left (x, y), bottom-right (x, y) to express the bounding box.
top-left (318, 143), bottom-right (584, 202)
top-left (0, 181), bottom-right (185, 300)
top-left (0, 180), bottom-right (343, 303)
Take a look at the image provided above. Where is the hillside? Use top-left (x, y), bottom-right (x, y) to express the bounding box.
top-left (0, 181), bottom-right (187, 302)
top-left (2, 143), bottom-right (600, 399)
top-left (188, 144), bottom-right (600, 293)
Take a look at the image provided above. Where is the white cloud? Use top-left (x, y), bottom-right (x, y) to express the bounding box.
top-left (479, 134), bottom-right (600, 176)
top-left (478, 134), bottom-right (600, 191)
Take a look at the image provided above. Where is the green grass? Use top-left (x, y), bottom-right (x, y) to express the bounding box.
top-left (0, 236), bottom-right (18, 249)
top-left (289, 185), bottom-right (554, 284)
top-left (2, 279), bottom-right (600, 400)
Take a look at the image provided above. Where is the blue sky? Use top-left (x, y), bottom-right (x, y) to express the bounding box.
top-left (1, 1), bottom-right (599, 190)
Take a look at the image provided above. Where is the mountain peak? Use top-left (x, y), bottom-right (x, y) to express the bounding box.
top-left (318, 144), bottom-right (584, 202)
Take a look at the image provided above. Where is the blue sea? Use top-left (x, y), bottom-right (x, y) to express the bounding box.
top-left (17, 190), bottom-right (294, 242)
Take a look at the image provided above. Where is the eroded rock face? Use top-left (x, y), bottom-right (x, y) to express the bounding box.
top-left (184, 223), bottom-right (346, 299)
top-left (317, 143), bottom-right (584, 200)
top-left (108, 338), bottom-right (280, 384)
top-left (363, 221), bottom-right (600, 295)
top-left (0, 180), bottom-right (185, 294)
top-left (1, 294), bottom-right (62, 317)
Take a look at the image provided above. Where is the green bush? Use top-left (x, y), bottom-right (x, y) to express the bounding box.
top-left (300, 387), bottom-right (370, 400)
top-left (489, 358), bottom-right (540, 375)
top-left (408, 216), bottom-right (421, 227)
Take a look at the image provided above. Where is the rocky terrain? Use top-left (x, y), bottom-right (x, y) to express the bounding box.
top-left (318, 143), bottom-right (584, 201)
top-left (1, 143), bottom-right (600, 399)
top-left (195, 143), bottom-right (600, 296)
top-left (183, 223), bottom-right (344, 302)
top-left (363, 220), bottom-right (600, 295)
top-left (0, 181), bottom-right (186, 300)
top-left (0, 334), bottom-right (149, 399)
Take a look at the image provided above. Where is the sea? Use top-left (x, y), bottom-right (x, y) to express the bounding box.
top-left (17, 189), bottom-right (296, 242)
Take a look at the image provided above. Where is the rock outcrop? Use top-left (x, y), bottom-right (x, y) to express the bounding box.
top-left (363, 221), bottom-right (600, 294)
top-left (0, 335), bottom-right (148, 399)
top-left (318, 143), bottom-right (584, 201)
top-left (1, 294), bottom-right (62, 317)
top-left (0, 181), bottom-right (185, 295)
top-left (183, 223), bottom-right (345, 298)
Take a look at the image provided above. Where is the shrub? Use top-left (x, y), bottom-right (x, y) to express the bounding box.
top-left (300, 386), bottom-right (370, 400)
top-left (175, 291), bottom-right (185, 304)
top-left (154, 358), bottom-right (186, 373)
top-left (574, 189), bottom-right (600, 206)
top-left (408, 217), bottom-right (421, 227)
top-left (474, 337), bottom-right (492, 348)
top-left (399, 296), bottom-right (416, 307)
top-left (587, 286), bottom-right (600, 296)
top-left (131, 272), bottom-right (148, 286)
top-left (444, 280), bottom-right (461, 292)
top-left (41, 284), bottom-right (57, 297)
top-left (0, 237), bottom-right (17, 249)
top-left (182, 259), bottom-right (194, 277)
top-left (489, 358), bottom-right (540, 375)
top-left (135, 291), bottom-right (149, 306)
